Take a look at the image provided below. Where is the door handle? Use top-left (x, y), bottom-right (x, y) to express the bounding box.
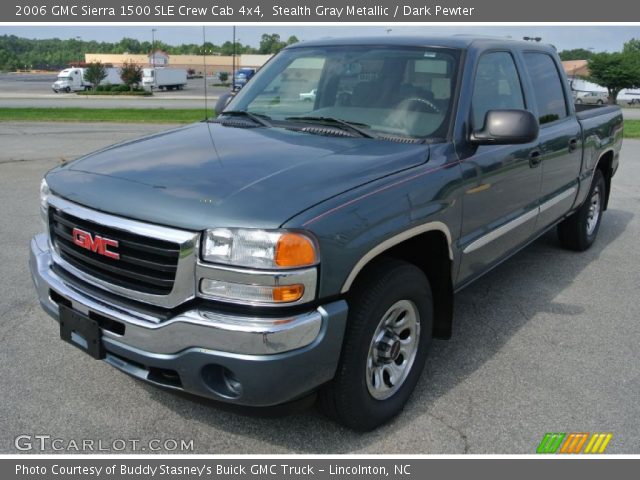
top-left (568, 137), bottom-right (579, 152)
top-left (529, 150), bottom-right (542, 168)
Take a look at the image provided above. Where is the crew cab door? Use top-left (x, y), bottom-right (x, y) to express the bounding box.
top-left (456, 51), bottom-right (542, 284)
top-left (521, 52), bottom-right (582, 229)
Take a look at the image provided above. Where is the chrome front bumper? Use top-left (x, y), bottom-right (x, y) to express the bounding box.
top-left (30, 233), bottom-right (348, 405)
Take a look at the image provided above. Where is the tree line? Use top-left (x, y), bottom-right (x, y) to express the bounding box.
top-left (0, 33), bottom-right (299, 71)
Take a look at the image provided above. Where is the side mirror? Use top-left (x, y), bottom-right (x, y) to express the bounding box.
top-left (470, 109), bottom-right (539, 145)
top-left (214, 91), bottom-right (236, 114)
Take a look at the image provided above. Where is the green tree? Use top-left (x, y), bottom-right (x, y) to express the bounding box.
top-left (83, 62), bottom-right (107, 88)
top-left (558, 48), bottom-right (595, 61)
top-left (588, 51), bottom-right (640, 104)
top-left (119, 60), bottom-right (142, 90)
top-left (623, 38), bottom-right (640, 54)
top-left (116, 37), bottom-right (141, 54)
top-left (218, 71), bottom-right (229, 83)
top-left (259, 34), bottom-right (286, 54)
top-left (286, 35), bottom-right (300, 46)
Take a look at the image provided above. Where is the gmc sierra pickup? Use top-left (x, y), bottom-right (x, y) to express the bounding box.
top-left (30, 36), bottom-right (622, 431)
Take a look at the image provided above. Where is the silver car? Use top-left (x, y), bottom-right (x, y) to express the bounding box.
top-left (576, 91), bottom-right (609, 105)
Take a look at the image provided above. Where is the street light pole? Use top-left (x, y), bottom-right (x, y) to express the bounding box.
top-left (232, 25), bottom-right (236, 90)
top-left (75, 36), bottom-right (81, 66)
top-left (151, 28), bottom-right (157, 69)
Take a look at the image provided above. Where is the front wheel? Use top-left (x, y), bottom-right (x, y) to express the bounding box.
top-left (558, 169), bottom-right (605, 251)
top-left (319, 258), bottom-right (433, 431)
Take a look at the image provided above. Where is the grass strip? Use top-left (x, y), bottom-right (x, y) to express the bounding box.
top-left (624, 119), bottom-right (640, 138)
top-left (0, 107), bottom-right (209, 124)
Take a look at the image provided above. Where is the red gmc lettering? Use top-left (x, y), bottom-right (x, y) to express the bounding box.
top-left (71, 228), bottom-right (120, 260)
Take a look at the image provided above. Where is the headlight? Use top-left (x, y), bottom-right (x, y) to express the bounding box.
top-left (199, 228), bottom-right (319, 305)
top-left (39, 178), bottom-right (50, 225)
top-left (202, 228), bottom-right (318, 269)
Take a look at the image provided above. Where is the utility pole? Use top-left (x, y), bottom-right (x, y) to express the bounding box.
top-left (151, 28), bottom-right (157, 69)
top-left (232, 26), bottom-right (236, 90)
top-left (75, 36), bottom-right (81, 66)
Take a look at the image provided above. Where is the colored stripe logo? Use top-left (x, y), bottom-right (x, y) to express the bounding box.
top-left (537, 433), bottom-right (612, 454)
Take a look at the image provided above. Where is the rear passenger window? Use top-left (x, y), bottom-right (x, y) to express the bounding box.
top-left (472, 52), bottom-right (525, 129)
top-left (523, 53), bottom-right (568, 125)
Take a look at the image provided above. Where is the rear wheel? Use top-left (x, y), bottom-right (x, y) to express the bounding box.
top-left (558, 169), bottom-right (605, 251)
top-left (319, 258), bottom-right (433, 431)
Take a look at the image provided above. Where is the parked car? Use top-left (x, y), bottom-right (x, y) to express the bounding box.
top-left (233, 68), bottom-right (257, 87)
top-left (299, 88), bottom-right (317, 102)
top-left (31, 36), bottom-right (622, 431)
top-left (575, 91), bottom-right (609, 105)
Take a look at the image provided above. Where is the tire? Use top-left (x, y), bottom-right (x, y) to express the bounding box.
top-left (319, 258), bottom-right (433, 431)
top-left (65, 87), bottom-right (71, 93)
top-left (558, 168), bottom-right (605, 251)
top-left (597, 99), bottom-right (603, 105)
top-left (575, 98), bottom-right (583, 104)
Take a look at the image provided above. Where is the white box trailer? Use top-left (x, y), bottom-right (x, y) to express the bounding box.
top-left (142, 68), bottom-right (187, 91)
top-left (101, 67), bottom-right (124, 86)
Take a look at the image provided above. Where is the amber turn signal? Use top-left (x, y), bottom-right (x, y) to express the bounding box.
top-left (272, 284), bottom-right (305, 303)
top-left (275, 233), bottom-right (317, 267)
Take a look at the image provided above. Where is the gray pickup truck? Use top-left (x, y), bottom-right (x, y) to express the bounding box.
top-left (30, 36), bottom-right (622, 431)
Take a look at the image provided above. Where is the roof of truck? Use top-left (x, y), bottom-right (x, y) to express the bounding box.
top-left (286, 35), bottom-right (555, 52)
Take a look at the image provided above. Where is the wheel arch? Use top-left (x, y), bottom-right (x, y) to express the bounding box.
top-left (596, 149), bottom-right (614, 210)
top-left (341, 223), bottom-right (455, 340)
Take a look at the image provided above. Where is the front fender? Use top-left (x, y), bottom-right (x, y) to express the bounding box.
top-left (283, 145), bottom-right (465, 299)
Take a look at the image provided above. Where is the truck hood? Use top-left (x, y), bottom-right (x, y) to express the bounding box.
top-left (46, 122), bottom-right (429, 231)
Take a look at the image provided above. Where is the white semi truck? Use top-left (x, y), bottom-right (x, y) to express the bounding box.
top-left (142, 68), bottom-right (187, 90)
top-left (52, 68), bottom-right (91, 93)
top-left (52, 67), bottom-right (124, 93)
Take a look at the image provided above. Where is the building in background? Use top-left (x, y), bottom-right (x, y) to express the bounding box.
top-left (562, 60), bottom-right (590, 78)
top-left (84, 51), bottom-right (273, 76)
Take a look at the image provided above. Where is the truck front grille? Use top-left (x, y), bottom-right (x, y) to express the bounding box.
top-left (49, 207), bottom-right (180, 295)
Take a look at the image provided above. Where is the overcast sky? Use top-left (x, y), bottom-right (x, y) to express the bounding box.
top-left (0, 25), bottom-right (636, 52)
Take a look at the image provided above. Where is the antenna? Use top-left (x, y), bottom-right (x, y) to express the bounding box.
top-left (202, 25), bottom-right (208, 121)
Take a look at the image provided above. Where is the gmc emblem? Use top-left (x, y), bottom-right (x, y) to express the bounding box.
top-left (71, 227), bottom-right (120, 260)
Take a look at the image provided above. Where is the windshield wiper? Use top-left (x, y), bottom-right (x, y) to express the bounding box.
top-left (219, 110), bottom-right (273, 127)
top-left (285, 116), bottom-right (375, 139)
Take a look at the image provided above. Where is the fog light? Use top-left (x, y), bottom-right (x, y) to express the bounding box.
top-left (200, 279), bottom-right (304, 304)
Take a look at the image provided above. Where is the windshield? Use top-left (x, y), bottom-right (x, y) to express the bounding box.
top-left (227, 45), bottom-right (461, 139)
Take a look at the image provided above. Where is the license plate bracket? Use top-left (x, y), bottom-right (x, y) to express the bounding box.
top-left (59, 305), bottom-right (105, 360)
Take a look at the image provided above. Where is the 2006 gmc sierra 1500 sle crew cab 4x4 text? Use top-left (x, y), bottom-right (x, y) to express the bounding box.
top-left (30, 36), bottom-right (622, 431)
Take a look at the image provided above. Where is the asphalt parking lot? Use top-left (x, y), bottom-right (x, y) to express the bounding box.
top-left (0, 122), bottom-right (638, 454)
top-left (0, 73), bottom-right (227, 109)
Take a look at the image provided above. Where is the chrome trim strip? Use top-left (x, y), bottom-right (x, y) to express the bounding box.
top-left (463, 208), bottom-right (538, 254)
top-left (196, 262), bottom-right (318, 306)
top-left (31, 234), bottom-right (323, 355)
top-left (47, 195), bottom-right (199, 309)
top-left (341, 221), bottom-right (453, 294)
top-left (463, 186), bottom-right (578, 255)
top-left (539, 186), bottom-right (577, 214)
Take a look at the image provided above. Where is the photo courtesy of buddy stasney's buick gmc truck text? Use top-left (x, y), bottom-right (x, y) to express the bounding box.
top-left (31, 36), bottom-right (622, 431)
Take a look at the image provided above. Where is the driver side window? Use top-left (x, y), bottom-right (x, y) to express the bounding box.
top-left (472, 52), bottom-right (525, 130)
